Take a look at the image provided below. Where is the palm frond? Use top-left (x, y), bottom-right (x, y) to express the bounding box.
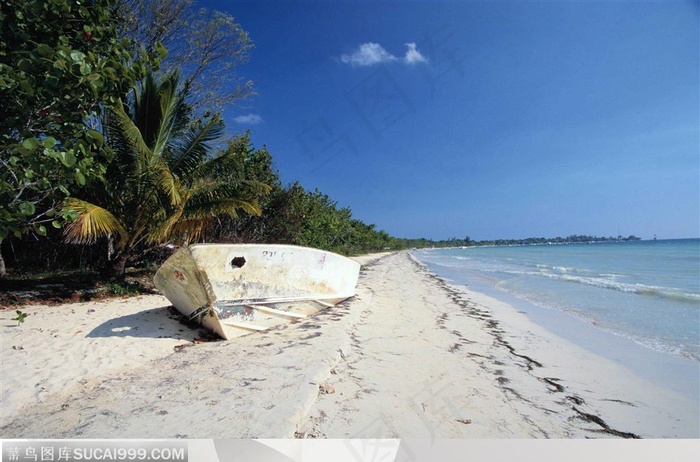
top-left (168, 217), bottom-right (215, 245)
top-left (111, 99), bottom-right (152, 175)
top-left (184, 183), bottom-right (263, 218)
top-left (168, 116), bottom-right (225, 178)
top-left (133, 73), bottom-right (164, 147)
top-left (149, 159), bottom-right (185, 206)
top-left (241, 179), bottom-right (273, 197)
top-left (146, 202), bottom-right (185, 244)
top-left (63, 198), bottom-right (128, 250)
top-left (150, 72), bottom-right (183, 162)
top-left (188, 143), bottom-right (243, 182)
top-left (188, 179), bottom-right (271, 217)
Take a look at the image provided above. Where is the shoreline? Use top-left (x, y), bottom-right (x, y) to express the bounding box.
top-left (1, 252), bottom-right (696, 438)
top-left (411, 249), bottom-right (700, 403)
top-left (465, 271), bottom-right (699, 401)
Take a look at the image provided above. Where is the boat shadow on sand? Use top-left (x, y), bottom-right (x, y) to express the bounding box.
top-left (86, 306), bottom-right (207, 341)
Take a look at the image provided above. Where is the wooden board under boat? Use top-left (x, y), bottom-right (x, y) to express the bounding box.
top-left (153, 244), bottom-right (361, 339)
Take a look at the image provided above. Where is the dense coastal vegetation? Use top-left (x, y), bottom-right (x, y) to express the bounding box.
top-left (0, 0), bottom-right (403, 279)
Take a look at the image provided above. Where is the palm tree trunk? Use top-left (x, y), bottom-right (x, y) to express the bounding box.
top-left (0, 246), bottom-right (6, 279)
top-left (110, 252), bottom-right (129, 279)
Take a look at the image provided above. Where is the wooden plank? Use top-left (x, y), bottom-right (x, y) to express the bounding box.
top-left (217, 295), bottom-right (338, 307)
top-left (246, 304), bottom-right (308, 319)
top-left (220, 320), bottom-right (269, 331)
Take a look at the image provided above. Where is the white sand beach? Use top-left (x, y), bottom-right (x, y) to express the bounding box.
top-left (1, 252), bottom-right (697, 439)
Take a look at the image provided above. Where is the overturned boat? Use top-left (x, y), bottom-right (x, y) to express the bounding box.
top-left (154, 244), bottom-right (361, 339)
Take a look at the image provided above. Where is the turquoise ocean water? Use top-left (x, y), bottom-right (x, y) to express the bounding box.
top-left (413, 239), bottom-right (700, 363)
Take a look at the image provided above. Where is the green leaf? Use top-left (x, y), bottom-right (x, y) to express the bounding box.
top-left (60, 151), bottom-right (76, 167)
top-left (36, 225), bottom-right (47, 236)
top-left (74, 170), bottom-right (86, 186)
top-left (86, 129), bottom-right (104, 146)
top-left (89, 78), bottom-right (103, 93)
top-left (17, 59), bottom-right (32, 72)
top-left (155, 42), bottom-right (169, 59)
top-left (101, 146), bottom-right (114, 162)
top-left (53, 58), bottom-right (67, 71)
top-left (51, 220), bottom-right (62, 229)
top-left (11, 310), bottom-right (28, 325)
top-left (36, 44), bottom-right (54, 57)
top-left (70, 50), bottom-right (86, 63)
top-left (62, 208), bottom-right (78, 221)
top-left (18, 201), bottom-right (35, 216)
top-left (18, 79), bottom-right (34, 96)
top-left (21, 138), bottom-right (39, 151)
top-left (42, 137), bottom-right (57, 148)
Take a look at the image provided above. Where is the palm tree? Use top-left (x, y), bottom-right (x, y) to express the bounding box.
top-left (63, 71), bottom-right (268, 278)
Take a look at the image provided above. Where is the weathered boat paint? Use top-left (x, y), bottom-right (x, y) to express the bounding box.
top-left (154, 244), bottom-right (360, 339)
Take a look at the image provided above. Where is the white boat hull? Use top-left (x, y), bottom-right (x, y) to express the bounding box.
top-left (153, 244), bottom-right (361, 339)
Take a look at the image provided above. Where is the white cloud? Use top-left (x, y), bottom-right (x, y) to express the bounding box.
top-left (340, 42), bottom-right (427, 67)
top-left (403, 42), bottom-right (428, 64)
top-left (233, 114), bottom-right (263, 125)
top-left (340, 42), bottom-right (398, 66)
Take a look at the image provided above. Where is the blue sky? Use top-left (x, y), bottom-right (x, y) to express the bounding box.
top-left (202, 0), bottom-right (698, 241)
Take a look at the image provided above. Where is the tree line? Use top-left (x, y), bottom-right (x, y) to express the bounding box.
top-left (0, 0), bottom-right (401, 279)
top-left (396, 234), bottom-right (642, 249)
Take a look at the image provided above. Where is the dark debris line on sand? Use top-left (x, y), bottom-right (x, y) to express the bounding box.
top-left (407, 252), bottom-right (642, 439)
top-left (572, 407), bottom-right (641, 439)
